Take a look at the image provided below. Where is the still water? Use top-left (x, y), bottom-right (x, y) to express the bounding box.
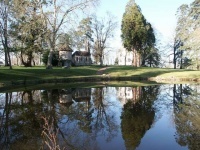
top-left (0, 84), bottom-right (200, 150)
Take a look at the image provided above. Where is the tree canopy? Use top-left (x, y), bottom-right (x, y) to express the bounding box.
top-left (175, 0), bottom-right (200, 69)
top-left (121, 0), bottom-right (156, 66)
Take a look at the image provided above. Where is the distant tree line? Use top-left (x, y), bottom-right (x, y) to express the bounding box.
top-left (0, 0), bottom-right (118, 69)
top-left (1, 0), bottom-right (199, 69)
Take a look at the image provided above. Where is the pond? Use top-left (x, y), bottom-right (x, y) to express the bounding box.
top-left (0, 84), bottom-right (200, 150)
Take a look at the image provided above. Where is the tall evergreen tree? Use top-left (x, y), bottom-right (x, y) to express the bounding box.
top-left (121, 0), bottom-right (156, 67)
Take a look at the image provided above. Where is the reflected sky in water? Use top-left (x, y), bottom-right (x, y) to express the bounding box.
top-left (0, 84), bottom-right (200, 150)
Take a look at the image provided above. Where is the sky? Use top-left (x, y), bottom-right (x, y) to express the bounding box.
top-left (96, 0), bottom-right (194, 49)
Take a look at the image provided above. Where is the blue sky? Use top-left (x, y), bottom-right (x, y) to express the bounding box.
top-left (96, 0), bottom-right (194, 47)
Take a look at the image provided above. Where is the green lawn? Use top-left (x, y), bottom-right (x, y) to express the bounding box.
top-left (1, 65), bottom-right (200, 86)
top-left (105, 66), bottom-right (200, 78)
top-left (0, 65), bottom-right (100, 81)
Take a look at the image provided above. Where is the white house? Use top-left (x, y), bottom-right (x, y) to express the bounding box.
top-left (117, 47), bottom-right (133, 65)
top-left (59, 45), bottom-right (73, 68)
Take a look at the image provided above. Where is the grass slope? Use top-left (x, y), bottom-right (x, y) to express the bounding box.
top-left (0, 65), bottom-right (100, 82)
top-left (0, 65), bottom-right (200, 86)
top-left (106, 66), bottom-right (200, 78)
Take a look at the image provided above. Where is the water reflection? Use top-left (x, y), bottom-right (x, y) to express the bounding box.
top-left (173, 84), bottom-right (200, 150)
top-left (0, 84), bottom-right (200, 150)
top-left (0, 91), bottom-right (44, 150)
top-left (121, 86), bottom-right (159, 149)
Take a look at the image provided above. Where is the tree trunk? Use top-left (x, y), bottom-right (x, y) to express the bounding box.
top-left (137, 52), bottom-right (141, 67)
top-left (173, 84), bottom-right (176, 104)
top-left (136, 52), bottom-right (139, 67)
top-left (100, 55), bottom-right (103, 66)
top-left (6, 48), bottom-right (12, 69)
top-left (2, 6), bottom-right (12, 69)
top-left (150, 59), bottom-right (152, 67)
top-left (46, 36), bottom-right (55, 69)
top-left (180, 50), bottom-right (183, 69)
top-left (26, 53), bottom-right (33, 67)
top-left (141, 57), bottom-right (145, 66)
top-left (5, 51), bottom-right (8, 66)
top-left (173, 46), bottom-right (176, 69)
top-left (180, 84), bottom-right (183, 103)
top-left (46, 49), bottom-right (53, 69)
top-left (132, 48), bottom-right (136, 66)
top-left (132, 48), bottom-right (141, 67)
top-left (21, 51), bottom-right (33, 67)
top-left (46, 27), bottom-right (56, 69)
top-left (125, 51), bottom-right (127, 66)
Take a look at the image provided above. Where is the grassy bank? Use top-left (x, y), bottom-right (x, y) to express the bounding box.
top-left (0, 65), bottom-right (100, 84)
top-left (105, 66), bottom-right (200, 80)
top-left (0, 65), bottom-right (200, 87)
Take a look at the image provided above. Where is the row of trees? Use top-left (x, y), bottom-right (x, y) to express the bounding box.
top-left (69, 13), bottom-right (117, 66)
top-left (0, 0), bottom-right (118, 69)
top-left (0, 0), bottom-right (98, 68)
top-left (173, 0), bottom-right (200, 69)
top-left (2, 0), bottom-right (199, 69)
top-left (119, 0), bottom-right (200, 69)
top-left (42, 14), bottom-right (117, 66)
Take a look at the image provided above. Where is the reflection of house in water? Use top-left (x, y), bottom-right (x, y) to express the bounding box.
top-left (72, 88), bottom-right (91, 102)
top-left (72, 88), bottom-right (91, 112)
top-left (118, 87), bottom-right (142, 105)
top-left (58, 88), bottom-right (91, 109)
top-left (59, 89), bottom-right (73, 107)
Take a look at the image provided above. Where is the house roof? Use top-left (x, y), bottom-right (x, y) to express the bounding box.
top-left (72, 51), bottom-right (91, 57)
top-left (59, 45), bottom-right (73, 52)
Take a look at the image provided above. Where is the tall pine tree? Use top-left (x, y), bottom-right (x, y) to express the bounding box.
top-left (121, 0), bottom-right (156, 67)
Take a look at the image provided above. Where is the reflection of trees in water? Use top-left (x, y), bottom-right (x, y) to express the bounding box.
top-left (57, 87), bottom-right (119, 149)
top-left (91, 87), bottom-right (119, 141)
top-left (173, 84), bottom-right (200, 150)
top-left (0, 87), bottom-right (119, 149)
top-left (0, 93), bottom-right (12, 150)
top-left (0, 89), bottom-right (77, 149)
top-left (121, 86), bottom-right (159, 150)
top-left (0, 90), bottom-right (44, 150)
top-left (52, 87), bottom-right (119, 149)
top-left (0, 87), bottom-right (123, 149)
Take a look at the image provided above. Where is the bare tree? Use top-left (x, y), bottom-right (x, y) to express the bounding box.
top-left (42, 0), bottom-right (99, 69)
top-left (0, 0), bottom-right (12, 69)
top-left (92, 13), bottom-right (117, 66)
